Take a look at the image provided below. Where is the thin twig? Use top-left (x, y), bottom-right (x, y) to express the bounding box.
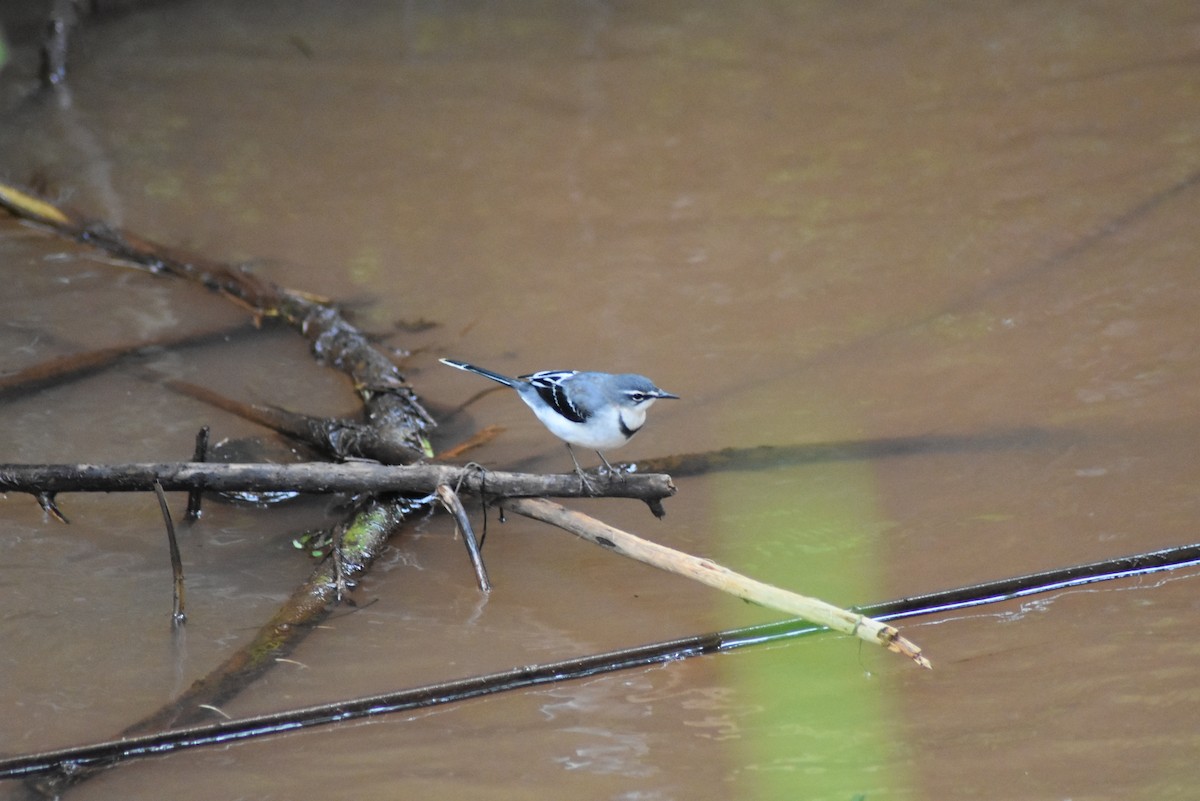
top-left (35, 491), bottom-right (69, 523)
top-left (152, 480), bottom-right (186, 626)
top-left (434, 425), bottom-right (506, 461)
top-left (436, 484), bottom-right (491, 592)
top-left (185, 426), bottom-right (210, 521)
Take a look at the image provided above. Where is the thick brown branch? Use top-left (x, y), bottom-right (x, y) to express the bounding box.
top-left (0, 181), bottom-right (434, 462)
top-left (0, 461), bottom-right (677, 503)
top-left (163, 379), bottom-right (419, 465)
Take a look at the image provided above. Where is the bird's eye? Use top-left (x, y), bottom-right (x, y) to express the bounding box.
top-left (628, 392), bottom-right (647, 402)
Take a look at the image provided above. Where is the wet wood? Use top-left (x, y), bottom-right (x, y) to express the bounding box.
top-left (502, 497), bottom-right (931, 668)
top-left (0, 179), bottom-right (434, 464)
top-left (163, 379), bottom-right (424, 466)
top-left (15, 495), bottom-right (409, 795)
top-left (124, 500), bottom-right (405, 722)
top-left (151, 480), bottom-right (187, 626)
top-left (13, 540), bottom-right (1200, 784)
top-left (0, 461), bottom-right (678, 503)
top-left (0, 323), bottom-right (256, 400)
top-left (184, 426), bottom-right (210, 520)
top-left (436, 484), bottom-right (491, 592)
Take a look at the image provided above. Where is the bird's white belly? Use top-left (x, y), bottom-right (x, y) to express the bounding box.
top-left (526, 400), bottom-right (640, 450)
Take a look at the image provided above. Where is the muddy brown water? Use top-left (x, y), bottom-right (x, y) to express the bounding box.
top-left (2, 2), bottom-right (1198, 799)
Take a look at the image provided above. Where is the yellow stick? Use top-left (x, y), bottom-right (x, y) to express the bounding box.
top-left (0, 181), bottom-right (72, 226)
top-left (502, 497), bottom-right (931, 669)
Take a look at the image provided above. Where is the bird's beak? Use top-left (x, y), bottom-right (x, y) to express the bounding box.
top-left (655, 390), bottom-right (680, 400)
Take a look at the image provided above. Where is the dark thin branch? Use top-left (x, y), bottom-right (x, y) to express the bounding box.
top-left (436, 484), bottom-right (491, 592)
top-left (19, 496), bottom-right (413, 796)
top-left (0, 322), bottom-right (255, 401)
top-left (35, 492), bottom-right (68, 523)
top-left (185, 426), bottom-right (210, 521)
top-left (152, 480), bottom-right (186, 626)
top-left (4, 540), bottom-right (1197, 785)
top-left (861, 541), bottom-right (1200, 620)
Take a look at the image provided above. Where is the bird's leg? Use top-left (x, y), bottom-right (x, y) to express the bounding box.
top-left (565, 443), bottom-right (598, 494)
top-left (595, 450), bottom-right (616, 476)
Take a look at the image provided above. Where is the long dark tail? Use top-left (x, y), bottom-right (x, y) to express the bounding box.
top-left (439, 358), bottom-right (521, 388)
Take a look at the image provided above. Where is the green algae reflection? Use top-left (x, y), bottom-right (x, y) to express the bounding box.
top-left (712, 461), bottom-right (916, 800)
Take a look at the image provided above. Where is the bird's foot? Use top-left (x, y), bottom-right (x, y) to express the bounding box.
top-left (573, 466), bottom-right (600, 496)
top-left (595, 451), bottom-right (626, 480)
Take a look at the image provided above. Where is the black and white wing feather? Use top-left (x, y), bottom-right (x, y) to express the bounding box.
top-left (522, 370), bottom-right (588, 423)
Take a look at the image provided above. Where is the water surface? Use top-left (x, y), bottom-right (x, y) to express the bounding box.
top-left (2, 2), bottom-right (1198, 799)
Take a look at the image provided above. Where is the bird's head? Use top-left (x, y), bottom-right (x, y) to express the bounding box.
top-left (614, 375), bottom-right (679, 410)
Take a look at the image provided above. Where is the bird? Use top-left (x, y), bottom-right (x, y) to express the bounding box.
top-left (439, 358), bottom-right (678, 485)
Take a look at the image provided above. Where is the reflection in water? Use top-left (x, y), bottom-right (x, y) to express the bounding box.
top-left (541, 677), bottom-right (659, 778)
top-left (553, 727), bottom-right (656, 778)
top-left (51, 83), bottom-right (125, 225)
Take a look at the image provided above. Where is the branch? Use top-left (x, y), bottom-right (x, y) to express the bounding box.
top-left (162, 378), bottom-right (422, 465)
top-left (0, 323), bottom-right (255, 401)
top-left (23, 497), bottom-right (410, 795)
top-left (0, 180), bottom-right (434, 463)
top-left (436, 484), bottom-right (491, 592)
top-left (501, 497), bottom-right (931, 668)
top-left (0, 461), bottom-right (677, 503)
top-left (10, 541), bottom-right (1200, 782)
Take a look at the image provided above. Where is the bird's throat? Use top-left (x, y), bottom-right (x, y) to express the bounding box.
top-left (618, 412), bottom-right (643, 440)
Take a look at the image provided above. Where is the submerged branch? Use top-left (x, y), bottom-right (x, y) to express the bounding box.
top-left (6, 541), bottom-right (1200, 783)
top-left (27, 497), bottom-right (412, 796)
top-left (638, 426), bottom-right (1074, 477)
top-left (0, 322), bottom-right (257, 401)
top-left (0, 181), bottom-right (434, 462)
top-left (152, 480), bottom-right (186, 627)
top-left (436, 484), bottom-right (491, 592)
top-left (163, 378), bottom-right (422, 465)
